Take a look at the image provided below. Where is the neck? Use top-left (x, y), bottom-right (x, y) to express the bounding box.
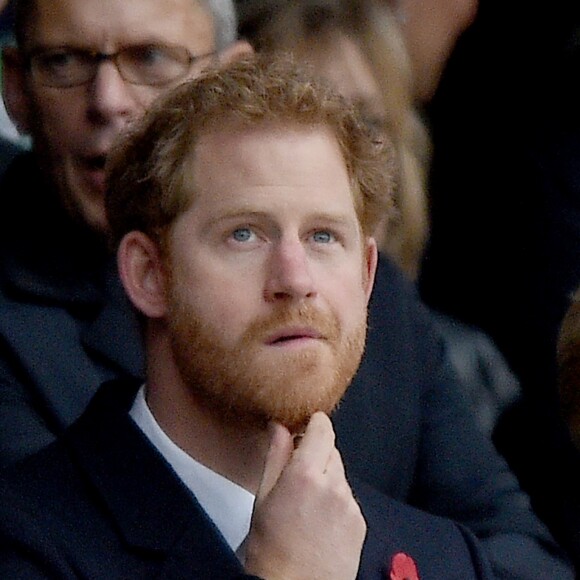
top-left (145, 329), bottom-right (270, 494)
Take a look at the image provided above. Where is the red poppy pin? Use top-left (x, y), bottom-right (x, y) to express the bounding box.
top-left (389, 552), bottom-right (419, 580)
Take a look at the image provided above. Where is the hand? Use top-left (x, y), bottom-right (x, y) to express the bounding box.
top-left (244, 412), bottom-right (366, 580)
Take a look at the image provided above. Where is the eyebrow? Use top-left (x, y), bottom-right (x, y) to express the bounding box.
top-left (27, 36), bottom-right (179, 53)
top-left (204, 209), bottom-right (359, 231)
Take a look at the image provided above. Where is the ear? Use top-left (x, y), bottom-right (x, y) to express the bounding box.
top-left (217, 39), bottom-right (254, 66)
top-left (2, 47), bottom-right (33, 135)
top-left (117, 231), bottom-right (169, 318)
top-left (363, 237), bottom-right (378, 303)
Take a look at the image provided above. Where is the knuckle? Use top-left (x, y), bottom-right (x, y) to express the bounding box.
top-left (328, 481), bottom-right (356, 508)
top-left (292, 461), bottom-right (322, 488)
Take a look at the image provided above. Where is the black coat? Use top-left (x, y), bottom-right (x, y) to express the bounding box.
top-left (0, 379), bottom-right (495, 579)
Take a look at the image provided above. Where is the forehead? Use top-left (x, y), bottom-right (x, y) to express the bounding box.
top-left (25, 0), bottom-right (215, 52)
top-left (187, 123), bottom-right (357, 218)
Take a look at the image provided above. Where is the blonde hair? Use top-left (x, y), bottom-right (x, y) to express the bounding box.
top-left (239, 0), bottom-right (431, 278)
top-left (106, 54), bottom-right (395, 248)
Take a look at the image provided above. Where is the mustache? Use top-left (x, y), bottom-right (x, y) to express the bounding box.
top-left (242, 303), bottom-right (341, 343)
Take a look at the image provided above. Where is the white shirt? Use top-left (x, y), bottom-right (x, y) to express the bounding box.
top-left (129, 386), bottom-right (255, 557)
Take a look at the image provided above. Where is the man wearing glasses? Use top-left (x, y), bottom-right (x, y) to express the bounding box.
top-left (0, 0), bottom-right (248, 462)
top-left (2, 0), bottom-right (246, 234)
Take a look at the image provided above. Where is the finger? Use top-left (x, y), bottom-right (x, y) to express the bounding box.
top-left (292, 412), bottom-right (335, 467)
top-left (324, 447), bottom-right (346, 482)
top-left (256, 422), bottom-right (294, 500)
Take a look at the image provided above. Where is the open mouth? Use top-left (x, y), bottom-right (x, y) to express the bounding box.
top-left (82, 155), bottom-right (107, 171)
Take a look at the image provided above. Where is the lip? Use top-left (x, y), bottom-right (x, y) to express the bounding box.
top-left (265, 326), bottom-right (325, 346)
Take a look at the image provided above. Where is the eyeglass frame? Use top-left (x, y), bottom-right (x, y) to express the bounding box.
top-left (23, 43), bottom-right (217, 89)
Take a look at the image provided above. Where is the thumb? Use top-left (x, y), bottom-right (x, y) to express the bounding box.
top-left (256, 422), bottom-right (293, 501)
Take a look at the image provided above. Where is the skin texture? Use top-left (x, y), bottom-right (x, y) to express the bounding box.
top-left (118, 124), bottom-right (375, 577)
top-left (246, 414), bottom-right (366, 580)
top-left (163, 125), bottom-right (373, 432)
top-left (2, 0), bottom-right (247, 232)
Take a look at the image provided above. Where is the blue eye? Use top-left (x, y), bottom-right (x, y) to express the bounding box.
top-left (312, 231), bottom-right (334, 244)
top-left (232, 228), bottom-right (254, 242)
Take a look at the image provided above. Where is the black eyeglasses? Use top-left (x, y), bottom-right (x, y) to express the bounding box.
top-left (26, 44), bottom-right (216, 88)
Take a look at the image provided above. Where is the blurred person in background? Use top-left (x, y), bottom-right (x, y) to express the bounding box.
top-left (391, 0), bottom-right (580, 562)
top-left (0, 0), bottom-right (248, 463)
top-left (418, 0), bottom-right (580, 561)
top-left (388, 0), bottom-right (478, 103)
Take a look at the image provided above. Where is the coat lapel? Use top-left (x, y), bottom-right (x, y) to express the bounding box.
top-left (65, 380), bottom-right (244, 579)
top-left (353, 478), bottom-right (493, 580)
top-left (0, 302), bottom-right (105, 428)
top-left (0, 250), bottom-right (143, 431)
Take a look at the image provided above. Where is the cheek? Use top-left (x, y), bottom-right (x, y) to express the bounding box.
top-left (172, 256), bottom-right (262, 341)
top-left (32, 96), bottom-right (83, 152)
top-left (320, 264), bottom-right (369, 323)
top-left (126, 85), bottom-right (165, 111)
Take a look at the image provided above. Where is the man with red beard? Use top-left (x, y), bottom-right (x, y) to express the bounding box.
top-left (0, 56), bottom-right (496, 579)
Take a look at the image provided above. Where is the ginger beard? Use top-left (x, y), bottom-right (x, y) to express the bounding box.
top-left (166, 278), bottom-right (367, 433)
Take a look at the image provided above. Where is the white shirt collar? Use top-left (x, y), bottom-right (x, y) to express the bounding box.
top-left (129, 385), bottom-right (255, 555)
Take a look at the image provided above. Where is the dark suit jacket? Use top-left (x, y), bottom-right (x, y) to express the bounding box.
top-left (0, 379), bottom-right (493, 579)
top-left (0, 154), bottom-right (573, 577)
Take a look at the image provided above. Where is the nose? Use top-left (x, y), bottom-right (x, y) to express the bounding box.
top-left (86, 62), bottom-right (143, 127)
top-left (264, 239), bottom-right (317, 303)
